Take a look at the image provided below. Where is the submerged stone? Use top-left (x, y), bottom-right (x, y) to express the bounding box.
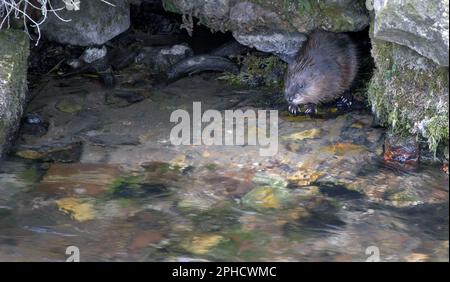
top-left (105, 89), bottom-right (145, 107)
top-left (55, 96), bottom-right (84, 113)
top-left (320, 143), bottom-right (367, 156)
top-left (181, 234), bottom-right (226, 255)
top-left (287, 169), bottom-right (324, 187)
top-left (38, 163), bottom-right (121, 196)
top-left (15, 142), bottom-right (83, 163)
top-left (252, 173), bottom-right (288, 189)
top-left (56, 197), bottom-right (96, 222)
top-left (283, 128), bottom-right (322, 141)
top-left (242, 186), bottom-right (292, 211)
top-left (383, 133), bottom-right (420, 169)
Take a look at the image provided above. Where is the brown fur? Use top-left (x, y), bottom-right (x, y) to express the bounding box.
top-left (284, 30), bottom-right (359, 105)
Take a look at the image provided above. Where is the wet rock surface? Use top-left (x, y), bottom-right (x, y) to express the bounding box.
top-left (0, 30), bottom-right (29, 159)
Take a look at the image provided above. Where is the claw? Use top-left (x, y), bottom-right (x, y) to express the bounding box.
top-left (288, 104), bottom-right (300, 116)
top-left (305, 104), bottom-right (317, 116)
top-left (337, 95), bottom-right (353, 111)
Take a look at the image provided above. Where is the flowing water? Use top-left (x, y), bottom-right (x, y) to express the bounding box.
top-left (0, 72), bottom-right (448, 262)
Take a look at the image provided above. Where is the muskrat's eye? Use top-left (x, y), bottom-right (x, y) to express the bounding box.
top-left (298, 84), bottom-right (304, 89)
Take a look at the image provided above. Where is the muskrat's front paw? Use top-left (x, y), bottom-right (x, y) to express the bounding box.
top-left (336, 96), bottom-right (352, 111)
top-left (305, 104), bottom-right (317, 116)
top-left (288, 104), bottom-right (300, 116)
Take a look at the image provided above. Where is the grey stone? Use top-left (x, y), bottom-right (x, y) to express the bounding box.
top-left (372, 0), bottom-right (449, 66)
top-left (136, 44), bottom-right (193, 72)
top-left (229, 1), bottom-right (283, 32)
top-left (163, 0), bottom-right (369, 59)
top-left (0, 30), bottom-right (29, 159)
top-left (80, 46), bottom-right (108, 64)
top-left (233, 31), bottom-right (307, 63)
top-left (41, 0), bottom-right (130, 46)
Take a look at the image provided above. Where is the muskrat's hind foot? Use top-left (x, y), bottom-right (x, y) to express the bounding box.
top-left (336, 93), bottom-right (353, 112)
top-left (288, 104), bottom-right (301, 116)
top-left (305, 103), bottom-right (317, 117)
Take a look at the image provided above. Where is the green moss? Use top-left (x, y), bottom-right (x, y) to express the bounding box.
top-left (18, 167), bottom-right (40, 184)
top-left (204, 163), bottom-right (219, 171)
top-left (161, 0), bottom-right (179, 13)
top-left (368, 32), bottom-right (449, 157)
top-left (107, 174), bottom-right (173, 199)
top-left (219, 54), bottom-right (287, 90)
top-left (423, 116), bottom-right (449, 157)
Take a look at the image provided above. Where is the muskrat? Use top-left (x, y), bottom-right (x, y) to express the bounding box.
top-left (284, 30), bottom-right (359, 115)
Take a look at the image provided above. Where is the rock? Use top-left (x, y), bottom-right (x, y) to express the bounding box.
top-left (177, 192), bottom-right (219, 211)
top-left (320, 143), bottom-right (367, 156)
top-left (287, 169), bottom-right (324, 187)
top-left (105, 89), bottom-right (145, 108)
top-left (181, 234), bottom-right (225, 255)
top-left (443, 162), bottom-right (449, 175)
top-left (65, 58), bottom-right (84, 70)
top-left (20, 114), bottom-right (49, 137)
top-left (55, 96), bottom-right (84, 113)
top-left (38, 163), bottom-right (122, 196)
top-left (41, 0), bottom-right (130, 46)
top-left (80, 46), bottom-right (108, 64)
top-left (135, 44), bottom-right (193, 72)
top-left (164, 0), bottom-right (369, 57)
top-left (368, 34), bottom-right (449, 157)
top-left (0, 30), bottom-right (29, 159)
top-left (383, 133), bottom-right (420, 169)
top-left (15, 142), bottom-right (83, 163)
top-left (283, 129), bottom-right (322, 141)
top-left (233, 31), bottom-right (306, 63)
top-left (56, 197), bottom-right (96, 222)
top-left (242, 186), bottom-right (292, 211)
top-left (128, 230), bottom-right (163, 251)
top-left (252, 173), bottom-right (288, 189)
top-left (372, 0), bottom-right (449, 66)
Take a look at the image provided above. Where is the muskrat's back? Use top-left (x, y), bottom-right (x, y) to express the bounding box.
top-left (284, 30), bottom-right (359, 106)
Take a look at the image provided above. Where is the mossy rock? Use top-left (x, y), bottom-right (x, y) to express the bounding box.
top-left (367, 18), bottom-right (449, 158)
top-left (0, 30), bottom-right (29, 158)
top-left (242, 186), bottom-right (293, 212)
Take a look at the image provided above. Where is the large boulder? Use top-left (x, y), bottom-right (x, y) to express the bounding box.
top-left (367, 0), bottom-right (449, 158)
top-left (372, 0), bottom-right (449, 66)
top-left (368, 29), bottom-right (449, 157)
top-left (163, 0), bottom-right (369, 58)
top-left (41, 0), bottom-right (130, 46)
top-left (0, 30), bottom-right (29, 159)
